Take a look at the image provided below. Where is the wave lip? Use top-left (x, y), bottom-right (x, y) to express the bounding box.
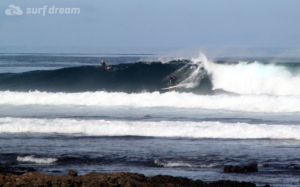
top-left (17, 155), bottom-right (57, 164)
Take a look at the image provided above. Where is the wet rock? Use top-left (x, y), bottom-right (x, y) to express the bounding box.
top-left (0, 171), bottom-right (258, 187)
top-left (147, 174), bottom-right (206, 186)
top-left (209, 180), bottom-right (256, 187)
top-left (224, 164), bottom-right (258, 173)
top-left (68, 170), bottom-right (78, 177)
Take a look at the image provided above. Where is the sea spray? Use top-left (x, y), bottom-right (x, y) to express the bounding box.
top-left (177, 53), bottom-right (209, 88)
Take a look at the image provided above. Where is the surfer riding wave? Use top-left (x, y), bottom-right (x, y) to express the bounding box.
top-left (167, 74), bottom-right (177, 87)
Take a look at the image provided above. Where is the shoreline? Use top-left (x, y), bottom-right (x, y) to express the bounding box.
top-left (0, 165), bottom-right (269, 187)
top-left (0, 171), bottom-right (260, 187)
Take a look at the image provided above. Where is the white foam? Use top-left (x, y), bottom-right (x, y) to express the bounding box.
top-left (1, 117), bottom-right (300, 139)
top-left (192, 53), bottom-right (300, 96)
top-left (1, 91), bottom-right (300, 113)
top-left (154, 160), bottom-right (217, 168)
top-left (154, 160), bottom-right (194, 167)
top-left (17, 155), bottom-right (57, 164)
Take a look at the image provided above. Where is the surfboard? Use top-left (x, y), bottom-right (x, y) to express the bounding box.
top-left (161, 85), bottom-right (179, 90)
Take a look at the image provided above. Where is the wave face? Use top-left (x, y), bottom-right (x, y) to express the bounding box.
top-left (0, 61), bottom-right (212, 94)
top-left (2, 53), bottom-right (300, 95)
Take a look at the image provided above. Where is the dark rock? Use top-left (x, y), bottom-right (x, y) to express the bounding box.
top-left (147, 174), bottom-right (206, 186)
top-left (0, 171), bottom-right (258, 187)
top-left (224, 164), bottom-right (258, 173)
top-left (68, 170), bottom-right (78, 177)
top-left (208, 180), bottom-right (256, 187)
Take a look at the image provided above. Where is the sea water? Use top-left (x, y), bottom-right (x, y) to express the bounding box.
top-left (1, 46), bottom-right (300, 186)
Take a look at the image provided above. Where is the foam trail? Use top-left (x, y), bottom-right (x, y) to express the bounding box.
top-left (2, 91), bottom-right (300, 113)
top-left (17, 155), bottom-right (57, 164)
top-left (1, 91), bottom-right (300, 113)
top-left (1, 117), bottom-right (300, 139)
top-left (154, 160), bottom-right (217, 168)
top-left (154, 160), bottom-right (194, 167)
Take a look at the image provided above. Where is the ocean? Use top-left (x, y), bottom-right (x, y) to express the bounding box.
top-left (1, 46), bottom-right (300, 187)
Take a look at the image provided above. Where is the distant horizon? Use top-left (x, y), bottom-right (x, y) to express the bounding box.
top-left (1, 46), bottom-right (300, 59)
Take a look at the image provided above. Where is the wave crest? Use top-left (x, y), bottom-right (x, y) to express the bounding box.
top-left (17, 155), bottom-right (57, 164)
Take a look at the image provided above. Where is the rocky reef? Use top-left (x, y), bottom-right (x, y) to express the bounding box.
top-left (0, 164), bottom-right (272, 187)
top-left (0, 170), bottom-right (257, 187)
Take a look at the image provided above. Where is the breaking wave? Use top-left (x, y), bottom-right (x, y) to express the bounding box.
top-left (2, 117), bottom-right (300, 139)
top-left (1, 53), bottom-right (300, 95)
top-left (17, 155), bottom-right (58, 164)
top-left (1, 91), bottom-right (300, 113)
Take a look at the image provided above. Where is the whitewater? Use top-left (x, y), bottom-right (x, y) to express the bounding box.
top-left (1, 117), bottom-right (300, 139)
top-left (1, 90), bottom-right (300, 113)
top-left (1, 49), bottom-right (300, 187)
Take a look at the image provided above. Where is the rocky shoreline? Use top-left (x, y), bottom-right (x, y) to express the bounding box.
top-left (0, 164), bottom-right (270, 187)
top-left (0, 171), bottom-right (260, 187)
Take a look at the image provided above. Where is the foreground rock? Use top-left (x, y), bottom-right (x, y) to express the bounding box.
top-left (0, 171), bottom-right (258, 187)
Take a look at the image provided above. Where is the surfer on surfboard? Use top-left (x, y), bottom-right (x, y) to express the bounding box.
top-left (167, 74), bottom-right (177, 87)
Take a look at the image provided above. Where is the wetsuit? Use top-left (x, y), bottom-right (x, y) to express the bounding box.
top-left (169, 75), bottom-right (177, 86)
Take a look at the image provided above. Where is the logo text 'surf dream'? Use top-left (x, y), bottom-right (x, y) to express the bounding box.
top-left (27, 6), bottom-right (80, 16)
top-left (5, 5), bottom-right (80, 16)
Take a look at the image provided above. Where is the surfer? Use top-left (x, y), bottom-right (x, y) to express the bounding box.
top-left (101, 60), bottom-right (112, 70)
top-left (167, 74), bottom-right (177, 87)
top-left (101, 60), bottom-right (107, 67)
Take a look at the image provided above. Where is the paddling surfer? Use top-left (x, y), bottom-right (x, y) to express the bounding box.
top-left (101, 60), bottom-right (112, 70)
top-left (101, 60), bottom-right (106, 67)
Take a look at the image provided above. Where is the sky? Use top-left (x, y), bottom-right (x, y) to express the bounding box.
top-left (1, 0), bottom-right (300, 48)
